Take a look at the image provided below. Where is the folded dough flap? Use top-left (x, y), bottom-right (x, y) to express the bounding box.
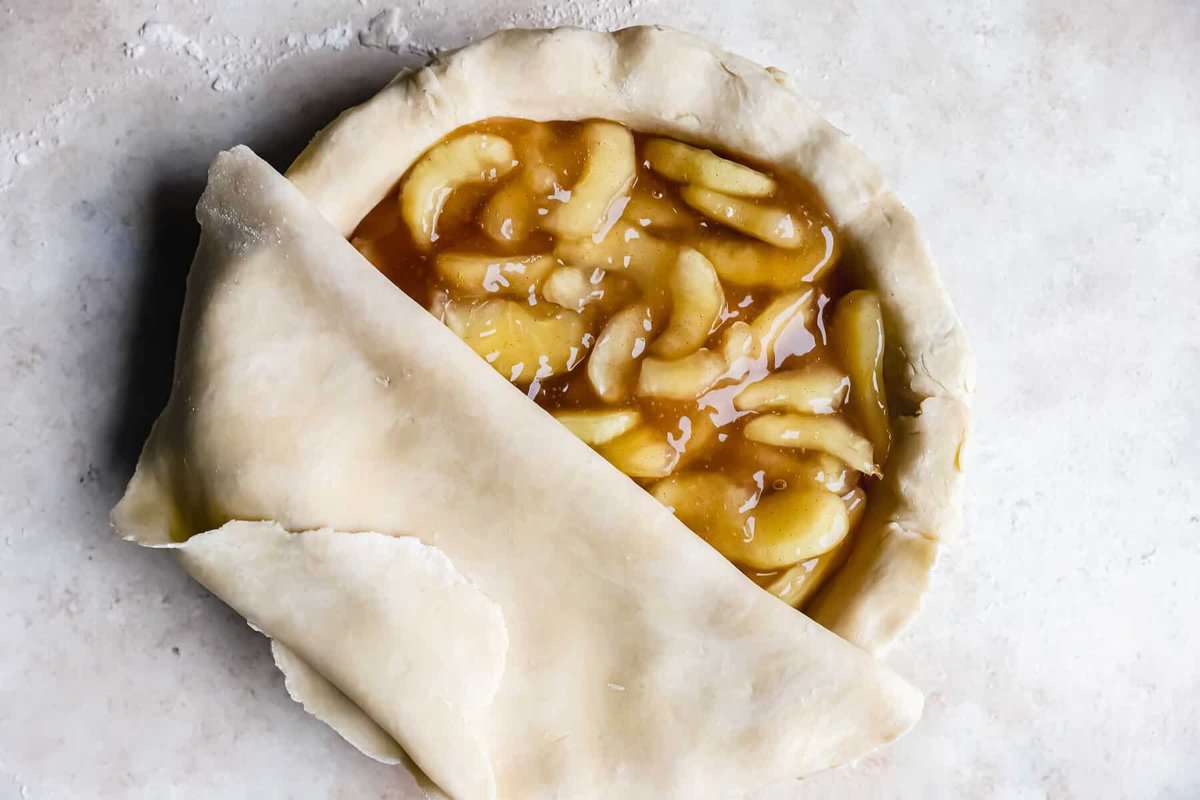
top-left (114, 147), bottom-right (923, 799)
top-left (270, 640), bottom-right (408, 765)
top-left (179, 522), bottom-right (504, 800)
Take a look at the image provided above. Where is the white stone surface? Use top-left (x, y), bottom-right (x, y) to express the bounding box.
top-left (2, 1), bottom-right (1197, 797)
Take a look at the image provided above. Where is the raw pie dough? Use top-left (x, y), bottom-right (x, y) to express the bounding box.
top-left (112, 26), bottom-right (972, 800)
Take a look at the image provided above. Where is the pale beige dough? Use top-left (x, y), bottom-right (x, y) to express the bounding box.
top-left (113, 24), bottom-right (973, 800)
top-left (113, 146), bottom-right (925, 800)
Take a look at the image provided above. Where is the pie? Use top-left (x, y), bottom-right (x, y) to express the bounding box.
top-left (112, 26), bottom-right (972, 800)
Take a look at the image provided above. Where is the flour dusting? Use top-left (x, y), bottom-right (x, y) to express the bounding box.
top-left (118, 2), bottom-right (656, 91)
top-left (360, 8), bottom-right (411, 53)
top-left (0, 1), bottom-right (659, 193)
top-left (286, 22), bottom-right (356, 53)
top-left (132, 16), bottom-right (368, 92)
top-left (504, 0), bottom-right (651, 31)
top-left (139, 21), bottom-right (207, 62)
top-left (0, 87), bottom-right (103, 191)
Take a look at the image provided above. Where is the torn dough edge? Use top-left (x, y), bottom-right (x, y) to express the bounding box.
top-left (135, 520), bottom-right (502, 796)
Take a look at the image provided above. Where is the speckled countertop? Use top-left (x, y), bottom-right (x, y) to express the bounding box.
top-left (2, 1), bottom-right (1198, 798)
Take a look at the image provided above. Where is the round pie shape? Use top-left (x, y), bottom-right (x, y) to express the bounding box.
top-left (113, 25), bottom-right (973, 800)
top-left (288, 26), bottom-right (974, 654)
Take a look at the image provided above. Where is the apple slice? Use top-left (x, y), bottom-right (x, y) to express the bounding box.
top-left (588, 303), bottom-right (654, 403)
top-left (694, 232), bottom-right (838, 288)
top-left (831, 290), bottom-right (892, 466)
top-left (546, 121), bottom-right (635, 240)
top-left (435, 253), bottom-right (555, 296)
top-left (637, 350), bottom-right (726, 400)
top-left (733, 364), bottom-right (850, 414)
top-left (650, 248), bottom-right (725, 359)
top-left (643, 138), bottom-right (776, 197)
top-left (445, 298), bottom-right (588, 387)
top-left (743, 414), bottom-right (878, 476)
top-left (681, 186), bottom-right (808, 249)
top-left (553, 409), bottom-right (642, 445)
top-left (401, 133), bottom-right (515, 249)
top-left (765, 487), bottom-right (866, 607)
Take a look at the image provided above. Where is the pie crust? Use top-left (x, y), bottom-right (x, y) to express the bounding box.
top-left (287, 25), bottom-right (973, 653)
top-left (112, 26), bottom-right (972, 799)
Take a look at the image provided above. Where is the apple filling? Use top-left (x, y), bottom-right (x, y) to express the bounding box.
top-left (351, 117), bottom-right (892, 610)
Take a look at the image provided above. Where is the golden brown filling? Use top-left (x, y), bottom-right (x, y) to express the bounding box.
top-left (352, 118), bottom-right (891, 610)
